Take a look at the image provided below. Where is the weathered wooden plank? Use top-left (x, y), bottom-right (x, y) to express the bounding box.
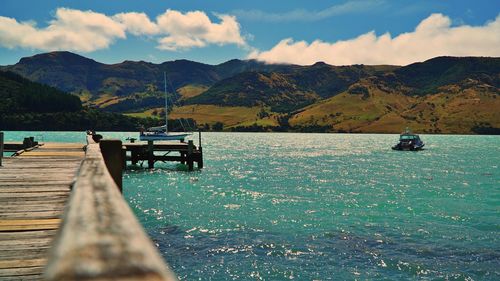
top-left (0, 169), bottom-right (77, 173)
top-left (19, 152), bottom-right (84, 157)
top-left (0, 200), bottom-right (68, 206)
top-left (0, 274), bottom-right (43, 281)
top-left (0, 250), bottom-right (48, 261)
top-left (44, 143), bottom-right (177, 281)
top-left (0, 179), bottom-right (73, 184)
top-left (0, 173), bottom-right (75, 178)
top-left (0, 202), bottom-right (65, 212)
top-left (1, 158), bottom-right (81, 162)
top-left (0, 192), bottom-right (69, 198)
top-left (0, 204), bottom-right (63, 210)
top-left (0, 165), bottom-right (67, 171)
top-left (0, 211), bottom-right (63, 219)
top-left (0, 219), bottom-right (61, 226)
top-left (0, 230), bottom-right (57, 240)
top-left (0, 165), bottom-right (79, 170)
top-left (0, 167), bottom-right (79, 171)
top-left (0, 197), bottom-right (68, 204)
top-left (0, 225), bottom-right (59, 231)
top-left (0, 245), bottom-right (49, 253)
top-left (0, 181), bottom-right (73, 187)
top-left (43, 143), bottom-right (84, 148)
top-left (0, 167), bottom-right (77, 172)
top-left (0, 187), bottom-right (70, 193)
top-left (0, 200), bottom-right (68, 207)
top-left (0, 219), bottom-right (61, 231)
top-left (0, 237), bottom-right (52, 247)
top-left (0, 259), bottom-right (46, 269)
top-left (0, 266), bottom-right (44, 277)
top-left (2, 158), bottom-right (81, 161)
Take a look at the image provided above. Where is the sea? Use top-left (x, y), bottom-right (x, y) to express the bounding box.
top-left (3, 131), bottom-right (499, 280)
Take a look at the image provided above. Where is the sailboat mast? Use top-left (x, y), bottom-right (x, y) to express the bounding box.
top-left (164, 71), bottom-right (168, 133)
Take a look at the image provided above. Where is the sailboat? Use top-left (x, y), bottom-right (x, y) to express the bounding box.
top-left (139, 72), bottom-right (192, 142)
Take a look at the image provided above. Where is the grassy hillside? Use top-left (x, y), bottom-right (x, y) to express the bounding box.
top-left (3, 52), bottom-right (499, 134)
top-left (289, 78), bottom-right (417, 132)
top-left (186, 72), bottom-right (320, 112)
top-left (177, 85), bottom-right (209, 100)
top-left (290, 78), bottom-right (500, 134)
top-left (394, 56), bottom-right (500, 95)
top-left (170, 105), bottom-right (262, 127)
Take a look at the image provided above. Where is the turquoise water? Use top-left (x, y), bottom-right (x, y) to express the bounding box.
top-left (3, 132), bottom-right (499, 280)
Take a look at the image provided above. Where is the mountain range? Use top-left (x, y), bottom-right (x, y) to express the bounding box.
top-left (2, 51), bottom-right (499, 134)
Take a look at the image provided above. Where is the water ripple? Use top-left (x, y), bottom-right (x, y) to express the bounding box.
top-left (122, 133), bottom-right (500, 280)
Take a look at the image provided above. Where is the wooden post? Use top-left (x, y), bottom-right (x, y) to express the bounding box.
top-left (23, 137), bottom-right (32, 149)
top-left (131, 147), bottom-right (138, 165)
top-left (187, 140), bottom-right (194, 171)
top-left (148, 140), bottom-right (154, 169)
top-left (198, 146), bottom-right (203, 169)
top-left (0, 132), bottom-right (3, 167)
top-left (99, 139), bottom-right (123, 192)
top-left (197, 131), bottom-right (203, 169)
top-left (122, 148), bottom-right (127, 169)
top-left (198, 130), bottom-right (202, 148)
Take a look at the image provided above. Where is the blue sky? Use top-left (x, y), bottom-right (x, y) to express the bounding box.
top-left (0, 0), bottom-right (499, 66)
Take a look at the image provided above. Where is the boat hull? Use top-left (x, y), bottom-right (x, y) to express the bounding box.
top-left (391, 144), bottom-right (425, 151)
top-left (139, 133), bottom-right (191, 141)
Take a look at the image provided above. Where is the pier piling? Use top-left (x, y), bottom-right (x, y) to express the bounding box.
top-left (187, 140), bottom-right (194, 171)
top-left (147, 141), bottom-right (154, 169)
top-left (198, 131), bottom-right (203, 169)
top-left (99, 139), bottom-right (124, 192)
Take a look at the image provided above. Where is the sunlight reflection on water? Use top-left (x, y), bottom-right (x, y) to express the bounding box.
top-left (122, 133), bottom-right (499, 280)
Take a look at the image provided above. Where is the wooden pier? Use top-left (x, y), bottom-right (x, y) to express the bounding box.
top-left (86, 131), bottom-right (204, 170)
top-left (0, 133), bottom-right (178, 281)
top-left (0, 142), bottom-right (84, 280)
top-left (124, 139), bottom-right (203, 170)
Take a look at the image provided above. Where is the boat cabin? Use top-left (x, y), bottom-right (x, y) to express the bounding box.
top-left (399, 134), bottom-right (421, 141)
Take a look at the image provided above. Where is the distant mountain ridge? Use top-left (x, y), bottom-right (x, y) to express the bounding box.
top-left (3, 52), bottom-right (499, 134)
top-left (2, 51), bottom-right (289, 97)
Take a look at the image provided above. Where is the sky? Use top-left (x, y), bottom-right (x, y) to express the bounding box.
top-left (0, 0), bottom-right (499, 66)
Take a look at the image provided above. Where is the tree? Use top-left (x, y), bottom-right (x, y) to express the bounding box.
top-left (212, 122), bottom-right (224, 131)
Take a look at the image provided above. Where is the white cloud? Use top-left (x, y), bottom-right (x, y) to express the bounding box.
top-left (113, 12), bottom-right (159, 35)
top-left (155, 10), bottom-right (245, 51)
top-left (0, 8), bottom-right (126, 52)
top-left (232, 0), bottom-right (385, 22)
top-left (249, 13), bottom-right (500, 65)
top-left (0, 8), bottom-right (246, 52)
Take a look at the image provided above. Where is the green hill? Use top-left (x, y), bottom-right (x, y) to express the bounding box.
top-left (0, 70), bottom-right (82, 114)
top-left (289, 77), bottom-right (500, 134)
top-left (0, 71), bottom-right (163, 131)
top-left (393, 56), bottom-right (500, 95)
top-left (186, 71), bottom-right (319, 112)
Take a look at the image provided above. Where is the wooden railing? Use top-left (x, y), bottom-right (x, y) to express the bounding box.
top-left (44, 140), bottom-right (178, 281)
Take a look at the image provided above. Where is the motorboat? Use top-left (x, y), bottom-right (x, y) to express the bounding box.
top-left (392, 128), bottom-right (425, 151)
